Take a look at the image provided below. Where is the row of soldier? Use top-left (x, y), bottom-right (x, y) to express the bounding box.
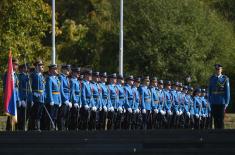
top-left (3, 59), bottom-right (211, 131)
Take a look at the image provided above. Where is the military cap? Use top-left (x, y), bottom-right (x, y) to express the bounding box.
top-left (71, 67), bottom-right (81, 72)
top-left (188, 86), bottom-right (194, 91)
top-left (109, 73), bottom-right (117, 78)
top-left (151, 77), bottom-right (158, 82)
top-left (143, 76), bottom-right (150, 81)
top-left (165, 80), bottom-right (171, 85)
top-left (201, 88), bottom-right (206, 93)
top-left (61, 64), bottom-right (71, 70)
top-left (34, 59), bottom-right (43, 66)
top-left (48, 64), bottom-right (57, 69)
top-left (126, 75), bottom-right (134, 81)
top-left (12, 58), bottom-right (19, 65)
top-left (83, 69), bottom-right (92, 75)
top-left (183, 85), bottom-right (188, 90)
top-left (214, 64), bottom-right (223, 69)
top-left (194, 88), bottom-right (201, 93)
top-left (159, 80), bottom-right (164, 84)
top-left (117, 74), bottom-right (124, 79)
top-left (100, 72), bottom-right (107, 77)
top-left (93, 71), bottom-right (100, 77)
top-left (173, 81), bottom-right (179, 86)
top-left (134, 77), bottom-right (141, 83)
top-left (178, 82), bottom-right (183, 87)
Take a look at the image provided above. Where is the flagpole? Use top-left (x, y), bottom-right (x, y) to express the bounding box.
top-left (119, 0), bottom-right (124, 76)
top-left (52, 0), bottom-right (56, 64)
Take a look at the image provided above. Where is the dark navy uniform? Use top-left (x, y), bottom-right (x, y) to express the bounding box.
top-left (208, 64), bottom-right (230, 129)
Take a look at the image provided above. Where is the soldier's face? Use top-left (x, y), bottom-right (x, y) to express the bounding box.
top-left (215, 67), bottom-right (222, 75)
top-left (128, 80), bottom-right (134, 86)
top-left (101, 77), bottom-right (107, 82)
top-left (166, 85), bottom-right (171, 90)
top-left (144, 80), bottom-right (150, 86)
top-left (13, 63), bottom-right (18, 71)
top-left (62, 69), bottom-right (70, 76)
top-left (159, 84), bottom-right (163, 89)
top-left (135, 82), bottom-right (140, 87)
top-left (39, 65), bottom-right (44, 72)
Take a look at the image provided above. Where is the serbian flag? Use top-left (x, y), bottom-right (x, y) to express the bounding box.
top-left (4, 49), bottom-right (17, 123)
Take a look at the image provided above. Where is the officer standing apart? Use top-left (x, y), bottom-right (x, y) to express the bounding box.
top-left (208, 64), bottom-right (230, 129)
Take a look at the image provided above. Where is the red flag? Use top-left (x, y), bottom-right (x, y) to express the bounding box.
top-left (4, 49), bottom-right (17, 123)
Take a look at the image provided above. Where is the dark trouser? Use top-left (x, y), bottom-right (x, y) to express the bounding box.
top-left (57, 104), bottom-right (69, 131)
top-left (173, 112), bottom-right (180, 128)
top-left (80, 106), bottom-right (90, 130)
top-left (44, 104), bottom-right (59, 130)
top-left (89, 110), bottom-right (97, 130)
top-left (184, 113), bottom-right (190, 129)
top-left (107, 111), bottom-right (115, 130)
top-left (211, 104), bottom-right (225, 129)
top-left (99, 110), bottom-right (107, 130)
top-left (142, 110), bottom-right (151, 130)
top-left (123, 111), bottom-right (132, 130)
top-left (115, 111), bottom-right (123, 129)
top-left (166, 113), bottom-right (173, 129)
top-left (151, 112), bottom-right (159, 129)
top-left (194, 116), bottom-right (200, 129)
top-left (68, 106), bottom-right (80, 130)
top-left (16, 106), bottom-right (26, 131)
top-left (29, 102), bottom-right (43, 130)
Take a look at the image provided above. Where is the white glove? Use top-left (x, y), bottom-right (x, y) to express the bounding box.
top-left (99, 107), bottom-right (102, 111)
top-left (176, 111), bottom-right (180, 116)
top-left (92, 106), bottom-right (97, 111)
top-left (160, 110), bottom-right (166, 115)
top-left (187, 112), bottom-right (190, 117)
top-left (68, 102), bottom-right (72, 108)
top-left (135, 109), bottom-right (140, 114)
top-left (128, 108), bottom-right (132, 113)
top-left (59, 104), bottom-right (62, 107)
top-left (103, 106), bottom-right (107, 112)
top-left (179, 110), bottom-right (183, 115)
top-left (74, 103), bottom-right (79, 108)
top-left (118, 107), bottom-right (123, 113)
top-left (202, 114), bottom-right (206, 118)
top-left (84, 105), bottom-right (89, 110)
top-left (109, 107), bottom-right (114, 112)
top-left (195, 114), bottom-right (199, 118)
top-left (31, 101), bottom-right (34, 107)
top-left (50, 102), bottom-right (54, 106)
top-left (154, 109), bottom-right (159, 114)
top-left (17, 101), bottom-right (22, 107)
top-left (123, 109), bottom-right (126, 113)
top-left (21, 100), bottom-right (26, 108)
top-left (167, 110), bottom-right (173, 115)
top-left (142, 109), bottom-right (146, 114)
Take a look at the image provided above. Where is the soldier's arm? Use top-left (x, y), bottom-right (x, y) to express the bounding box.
top-left (225, 77), bottom-right (230, 107)
top-left (46, 77), bottom-right (54, 104)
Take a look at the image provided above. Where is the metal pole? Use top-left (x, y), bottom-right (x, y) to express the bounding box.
top-left (119, 0), bottom-right (124, 76)
top-left (52, 0), bottom-right (56, 64)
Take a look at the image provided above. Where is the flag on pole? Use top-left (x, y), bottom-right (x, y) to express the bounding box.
top-left (4, 49), bottom-right (17, 123)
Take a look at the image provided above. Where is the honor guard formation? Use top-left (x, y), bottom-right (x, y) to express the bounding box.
top-left (3, 59), bottom-right (230, 131)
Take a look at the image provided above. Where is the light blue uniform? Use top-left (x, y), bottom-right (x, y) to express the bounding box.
top-left (58, 74), bottom-right (70, 104)
top-left (91, 81), bottom-right (102, 109)
top-left (81, 80), bottom-right (94, 107)
top-left (70, 77), bottom-right (81, 106)
top-left (124, 83), bottom-right (133, 109)
top-left (132, 86), bottom-right (140, 111)
top-left (140, 86), bottom-right (151, 111)
top-left (18, 72), bottom-right (32, 103)
top-left (45, 75), bottom-right (61, 105)
top-left (31, 71), bottom-right (45, 103)
top-left (150, 86), bottom-right (159, 111)
top-left (107, 84), bottom-right (118, 110)
top-left (193, 96), bottom-right (202, 117)
top-left (116, 83), bottom-right (125, 109)
top-left (100, 82), bottom-right (109, 108)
